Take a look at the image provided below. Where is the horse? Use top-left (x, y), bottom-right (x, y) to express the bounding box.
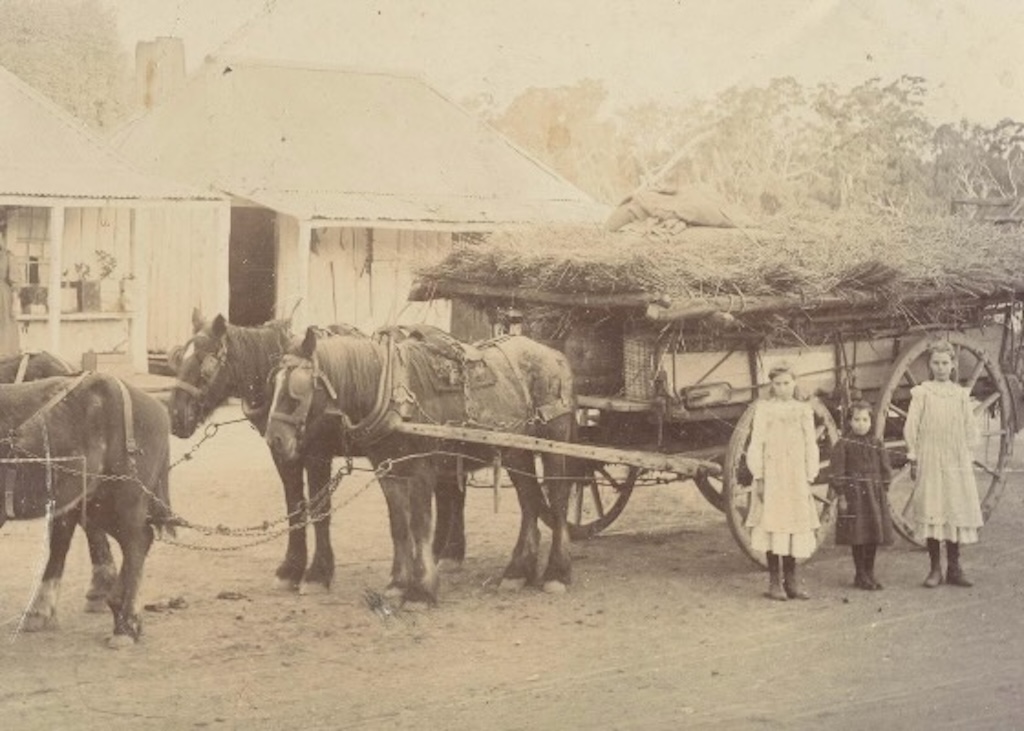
top-left (167, 310), bottom-right (468, 594)
top-left (264, 325), bottom-right (577, 604)
top-left (0, 351), bottom-right (118, 613)
top-left (0, 372), bottom-right (174, 646)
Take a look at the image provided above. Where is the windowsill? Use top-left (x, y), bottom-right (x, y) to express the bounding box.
top-left (16, 312), bottom-right (134, 322)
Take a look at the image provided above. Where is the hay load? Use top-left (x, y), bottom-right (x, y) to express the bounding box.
top-left (412, 211), bottom-right (1024, 333)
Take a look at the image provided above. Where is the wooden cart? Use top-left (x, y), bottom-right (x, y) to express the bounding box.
top-left (410, 277), bottom-right (1024, 566)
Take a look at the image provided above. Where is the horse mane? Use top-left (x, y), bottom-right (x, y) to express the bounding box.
top-left (314, 335), bottom-right (384, 420)
top-left (224, 319), bottom-right (293, 403)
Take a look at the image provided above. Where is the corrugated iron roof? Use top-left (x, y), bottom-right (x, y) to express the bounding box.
top-left (0, 64), bottom-right (221, 202)
top-left (114, 58), bottom-right (607, 225)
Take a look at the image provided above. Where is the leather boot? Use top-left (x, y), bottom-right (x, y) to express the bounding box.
top-left (923, 538), bottom-right (942, 588)
top-left (864, 544), bottom-right (882, 590)
top-left (766, 552), bottom-right (787, 601)
top-left (852, 545), bottom-right (872, 590)
top-left (946, 541), bottom-right (973, 587)
top-left (782, 556), bottom-right (810, 600)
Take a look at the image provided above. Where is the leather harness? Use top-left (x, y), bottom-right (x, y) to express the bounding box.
top-left (3, 373), bottom-right (137, 520)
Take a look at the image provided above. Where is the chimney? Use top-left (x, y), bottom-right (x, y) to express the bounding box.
top-left (135, 37), bottom-right (186, 110)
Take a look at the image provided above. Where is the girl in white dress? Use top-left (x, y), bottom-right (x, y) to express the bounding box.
top-left (746, 362), bottom-right (820, 600)
top-left (903, 339), bottom-right (984, 588)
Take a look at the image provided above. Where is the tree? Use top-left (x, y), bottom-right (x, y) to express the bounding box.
top-left (0, 0), bottom-right (130, 129)
top-left (933, 118), bottom-right (1024, 202)
top-left (810, 76), bottom-right (935, 214)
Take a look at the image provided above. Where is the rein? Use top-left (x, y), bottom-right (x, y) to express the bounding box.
top-left (14, 353), bottom-right (30, 383)
top-left (11, 372), bottom-right (90, 435)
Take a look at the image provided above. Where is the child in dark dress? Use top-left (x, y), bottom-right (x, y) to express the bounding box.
top-left (830, 401), bottom-right (893, 590)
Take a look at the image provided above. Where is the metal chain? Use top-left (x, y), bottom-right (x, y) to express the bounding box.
top-left (169, 417), bottom-right (252, 471)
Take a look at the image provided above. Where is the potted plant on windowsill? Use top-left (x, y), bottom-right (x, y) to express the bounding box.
top-left (96, 250), bottom-right (120, 311)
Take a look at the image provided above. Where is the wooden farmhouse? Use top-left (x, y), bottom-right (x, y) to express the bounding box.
top-left (0, 63), bottom-right (227, 374)
top-left (113, 43), bottom-right (606, 343)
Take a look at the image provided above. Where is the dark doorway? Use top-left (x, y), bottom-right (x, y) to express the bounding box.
top-left (229, 208), bottom-right (276, 326)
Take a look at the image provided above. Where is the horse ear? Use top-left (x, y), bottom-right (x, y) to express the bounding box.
top-left (301, 326), bottom-right (318, 358)
top-left (212, 314), bottom-right (227, 339)
top-left (191, 308), bottom-right (205, 333)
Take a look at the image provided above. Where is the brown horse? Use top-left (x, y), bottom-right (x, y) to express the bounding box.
top-left (0, 373), bottom-right (174, 646)
top-left (167, 311), bottom-right (469, 593)
top-left (0, 351), bottom-right (118, 613)
top-left (264, 325), bottom-right (577, 603)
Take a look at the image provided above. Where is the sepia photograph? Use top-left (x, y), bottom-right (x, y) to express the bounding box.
top-left (1, 1), bottom-right (1023, 728)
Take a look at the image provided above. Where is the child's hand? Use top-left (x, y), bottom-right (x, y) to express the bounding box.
top-left (837, 495), bottom-right (848, 512)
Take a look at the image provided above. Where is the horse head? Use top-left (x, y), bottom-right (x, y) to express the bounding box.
top-left (168, 309), bottom-right (232, 438)
top-left (265, 326), bottom-right (337, 461)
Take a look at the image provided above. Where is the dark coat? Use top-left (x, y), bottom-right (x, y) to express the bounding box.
top-left (830, 433), bottom-right (894, 546)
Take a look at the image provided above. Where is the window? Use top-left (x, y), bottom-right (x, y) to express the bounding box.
top-left (6, 207), bottom-right (50, 286)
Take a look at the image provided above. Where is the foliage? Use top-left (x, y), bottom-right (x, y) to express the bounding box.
top-left (933, 119), bottom-right (1024, 201)
top-left (0, 0), bottom-right (131, 129)
top-left (476, 74), bottom-right (1020, 218)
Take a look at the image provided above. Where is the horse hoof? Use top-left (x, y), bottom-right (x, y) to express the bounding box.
top-left (275, 578), bottom-right (300, 592)
top-left (107, 634), bottom-right (136, 650)
top-left (298, 581), bottom-right (329, 596)
top-left (21, 613), bottom-right (58, 632)
top-left (437, 558), bottom-right (463, 573)
top-left (542, 580), bottom-right (568, 595)
top-left (499, 577), bottom-right (527, 592)
top-left (383, 585), bottom-right (406, 601)
top-left (84, 598), bottom-right (109, 614)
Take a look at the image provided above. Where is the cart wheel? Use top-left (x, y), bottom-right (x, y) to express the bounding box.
top-left (874, 331), bottom-right (1013, 545)
top-left (541, 462), bottom-right (638, 540)
top-left (723, 398), bottom-right (840, 567)
top-left (693, 459), bottom-right (726, 512)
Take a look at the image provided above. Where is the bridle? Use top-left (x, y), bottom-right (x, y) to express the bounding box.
top-left (267, 351), bottom-right (338, 444)
top-left (171, 334), bottom-right (228, 414)
top-left (266, 332), bottom-right (403, 451)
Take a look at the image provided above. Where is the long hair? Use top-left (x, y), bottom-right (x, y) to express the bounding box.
top-left (313, 335), bottom-right (385, 422)
top-left (224, 320), bottom-right (293, 403)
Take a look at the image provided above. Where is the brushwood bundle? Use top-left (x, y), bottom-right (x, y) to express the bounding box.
top-left (415, 214), bottom-right (1024, 306)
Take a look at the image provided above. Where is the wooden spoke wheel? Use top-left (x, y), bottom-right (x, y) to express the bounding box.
top-left (541, 462), bottom-right (639, 540)
top-left (723, 398), bottom-right (840, 567)
top-left (874, 331), bottom-right (1013, 546)
top-left (693, 458), bottom-right (726, 512)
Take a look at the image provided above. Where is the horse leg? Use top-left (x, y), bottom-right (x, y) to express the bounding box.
top-left (22, 514), bottom-right (77, 632)
top-left (300, 455), bottom-right (335, 594)
top-left (540, 451), bottom-right (573, 594)
top-left (379, 473), bottom-right (415, 601)
top-left (272, 453), bottom-right (308, 591)
top-left (433, 470), bottom-right (466, 572)
top-left (84, 524), bottom-right (117, 613)
top-left (501, 453), bottom-right (543, 591)
top-left (406, 465), bottom-right (439, 604)
top-left (107, 520), bottom-right (154, 648)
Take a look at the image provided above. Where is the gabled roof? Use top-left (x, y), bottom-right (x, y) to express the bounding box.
top-left (0, 64), bottom-right (220, 203)
top-left (113, 57), bottom-right (607, 226)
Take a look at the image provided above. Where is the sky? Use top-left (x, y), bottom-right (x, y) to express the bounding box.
top-left (106, 0), bottom-right (1024, 125)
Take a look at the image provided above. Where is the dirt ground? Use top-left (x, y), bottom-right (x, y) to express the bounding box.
top-left (2, 401), bottom-right (1023, 731)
